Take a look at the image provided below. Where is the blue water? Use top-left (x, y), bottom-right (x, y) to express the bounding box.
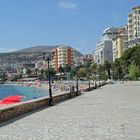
top-left (0, 84), bottom-right (48, 101)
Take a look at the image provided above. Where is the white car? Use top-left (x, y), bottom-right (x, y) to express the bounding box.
top-left (107, 79), bottom-right (114, 84)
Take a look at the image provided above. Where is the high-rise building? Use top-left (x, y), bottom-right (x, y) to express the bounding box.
top-left (112, 26), bottom-right (128, 61)
top-left (94, 27), bottom-right (123, 64)
top-left (51, 46), bottom-right (75, 73)
top-left (128, 6), bottom-right (140, 47)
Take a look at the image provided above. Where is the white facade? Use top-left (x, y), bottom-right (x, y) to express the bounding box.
top-left (128, 6), bottom-right (140, 47)
top-left (94, 27), bottom-right (122, 64)
top-left (94, 41), bottom-right (112, 64)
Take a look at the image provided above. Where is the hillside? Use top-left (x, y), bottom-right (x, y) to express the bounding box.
top-left (17, 45), bottom-right (83, 57)
top-left (17, 45), bottom-right (58, 53)
top-left (0, 45), bottom-right (83, 68)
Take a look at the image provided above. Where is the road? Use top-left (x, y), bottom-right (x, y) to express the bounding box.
top-left (0, 83), bottom-right (140, 140)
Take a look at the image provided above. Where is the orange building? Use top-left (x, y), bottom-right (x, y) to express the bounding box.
top-left (51, 46), bottom-right (75, 73)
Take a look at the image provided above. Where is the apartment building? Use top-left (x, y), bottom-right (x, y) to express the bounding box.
top-left (112, 26), bottom-right (128, 61)
top-left (52, 46), bottom-right (75, 73)
top-left (128, 6), bottom-right (140, 47)
top-left (94, 27), bottom-right (122, 64)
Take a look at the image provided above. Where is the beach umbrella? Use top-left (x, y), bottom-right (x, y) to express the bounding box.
top-left (0, 95), bottom-right (24, 104)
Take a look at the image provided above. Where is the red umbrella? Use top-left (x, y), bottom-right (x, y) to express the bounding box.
top-left (0, 95), bottom-right (24, 105)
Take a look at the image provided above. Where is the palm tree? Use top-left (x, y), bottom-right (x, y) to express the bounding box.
top-left (40, 69), bottom-right (44, 75)
top-left (103, 60), bottom-right (112, 79)
top-left (90, 63), bottom-right (97, 86)
top-left (34, 68), bottom-right (39, 76)
top-left (97, 64), bottom-right (104, 80)
top-left (26, 68), bottom-right (32, 76)
top-left (38, 69), bottom-right (44, 80)
top-left (44, 68), bottom-right (56, 82)
top-left (112, 58), bottom-right (123, 80)
top-left (91, 63), bottom-right (97, 77)
top-left (78, 68), bottom-right (86, 78)
top-left (58, 65), bottom-right (64, 74)
top-left (84, 61), bottom-right (95, 89)
top-left (58, 65), bottom-right (64, 80)
top-left (64, 64), bottom-right (71, 73)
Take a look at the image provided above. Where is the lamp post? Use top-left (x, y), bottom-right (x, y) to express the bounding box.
top-left (88, 74), bottom-right (90, 89)
top-left (75, 67), bottom-right (79, 94)
top-left (71, 64), bottom-right (79, 94)
top-left (85, 69), bottom-right (91, 90)
top-left (43, 52), bottom-right (54, 106)
top-left (86, 61), bottom-right (94, 89)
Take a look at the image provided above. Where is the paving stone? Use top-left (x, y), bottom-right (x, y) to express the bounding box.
top-left (0, 83), bottom-right (140, 140)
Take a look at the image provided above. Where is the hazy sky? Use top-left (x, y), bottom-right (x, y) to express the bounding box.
top-left (0, 0), bottom-right (139, 54)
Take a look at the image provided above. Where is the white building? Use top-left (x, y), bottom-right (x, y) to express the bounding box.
top-left (94, 41), bottom-right (112, 64)
top-left (94, 27), bottom-right (123, 64)
top-left (128, 6), bottom-right (140, 47)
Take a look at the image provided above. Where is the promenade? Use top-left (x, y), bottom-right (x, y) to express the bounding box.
top-left (0, 83), bottom-right (140, 140)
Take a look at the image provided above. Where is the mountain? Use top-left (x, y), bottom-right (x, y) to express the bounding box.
top-left (17, 45), bottom-right (59, 53)
top-left (0, 45), bottom-right (83, 68)
top-left (16, 45), bottom-right (83, 57)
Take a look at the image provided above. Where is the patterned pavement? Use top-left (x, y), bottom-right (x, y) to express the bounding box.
top-left (0, 83), bottom-right (140, 140)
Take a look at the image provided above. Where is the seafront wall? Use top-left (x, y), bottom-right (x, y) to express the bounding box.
top-left (0, 82), bottom-right (106, 123)
top-left (0, 91), bottom-right (81, 123)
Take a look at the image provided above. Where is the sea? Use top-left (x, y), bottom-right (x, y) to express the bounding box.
top-left (0, 84), bottom-right (48, 101)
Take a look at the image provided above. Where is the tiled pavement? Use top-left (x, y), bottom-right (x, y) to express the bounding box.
top-left (0, 84), bottom-right (140, 140)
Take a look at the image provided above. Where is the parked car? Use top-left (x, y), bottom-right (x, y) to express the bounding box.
top-left (107, 79), bottom-right (114, 84)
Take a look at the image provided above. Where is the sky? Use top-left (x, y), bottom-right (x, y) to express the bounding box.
top-left (0, 0), bottom-right (139, 54)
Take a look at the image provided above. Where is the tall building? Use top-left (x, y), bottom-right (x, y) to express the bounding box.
top-left (128, 6), bottom-right (140, 47)
top-left (112, 26), bottom-right (128, 61)
top-left (94, 27), bottom-right (122, 64)
top-left (52, 46), bottom-right (75, 73)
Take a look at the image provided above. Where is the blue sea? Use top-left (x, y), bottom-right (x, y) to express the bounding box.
top-left (0, 84), bottom-right (48, 101)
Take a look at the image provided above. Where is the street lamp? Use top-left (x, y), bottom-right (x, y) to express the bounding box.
top-left (86, 61), bottom-right (94, 89)
top-left (75, 66), bottom-right (79, 94)
top-left (43, 52), bottom-right (54, 106)
top-left (71, 64), bottom-right (79, 94)
top-left (88, 73), bottom-right (90, 89)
